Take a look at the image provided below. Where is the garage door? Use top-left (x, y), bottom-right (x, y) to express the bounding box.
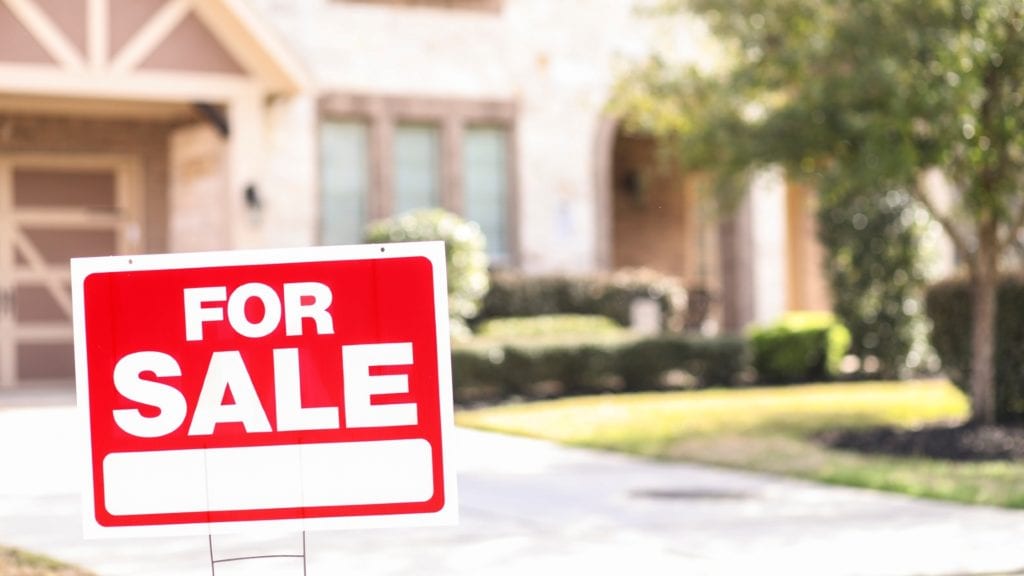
top-left (0, 156), bottom-right (141, 389)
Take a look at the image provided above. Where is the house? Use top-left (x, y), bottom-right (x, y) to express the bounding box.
top-left (0, 0), bottom-right (829, 389)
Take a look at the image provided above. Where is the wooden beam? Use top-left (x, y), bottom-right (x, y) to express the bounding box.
top-left (88, 0), bottom-right (109, 70)
top-left (0, 158), bottom-right (14, 388)
top-left (11, 228), bottom-right (73, 319)
top-left (0, 63), bottom-right (255, 100)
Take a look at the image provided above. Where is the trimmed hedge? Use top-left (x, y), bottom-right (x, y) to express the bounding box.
top-left (926, 275), bottom-right (1024, 423)
top-left (476, 314), bottom-right (626, 339)
top-left (451, 334), bottom-right (749, 404)
top-left (478, 268), bottom-right (687, 331)
top-left (749, 312), bottom-right (851, 383)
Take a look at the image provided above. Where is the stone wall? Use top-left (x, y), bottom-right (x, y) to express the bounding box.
top-left (249, 0), bottom-right (713, 271)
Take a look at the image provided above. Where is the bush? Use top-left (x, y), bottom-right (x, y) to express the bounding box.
top-left (618, 336), bottom-right (750, 391)
top-left (926, 275), bottom-right (1024, 423)
top-left (365, 209), bottom-right (489, 330)
top-left (451, 333), bottom-right (748, 404)
top-left (475, 314), bottom-right (626, 339)
top-left (817, 189), bottom-right (932, 378)
top-left (478, 268), bottom-right (687, 331)
top-left (749, 312), bottom-right (852, 383)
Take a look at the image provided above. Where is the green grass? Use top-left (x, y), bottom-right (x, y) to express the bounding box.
top-left (456, 380), bottom-right (1024, 508)
top-left (0, 546), bottom-right (94, 576)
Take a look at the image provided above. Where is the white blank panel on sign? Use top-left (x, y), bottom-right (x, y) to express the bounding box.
top-left (102, 439), bottom-right (434, 516)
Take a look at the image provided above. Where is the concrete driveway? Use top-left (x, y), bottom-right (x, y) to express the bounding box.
top-left (2, 395), bottom-right (1024, 576)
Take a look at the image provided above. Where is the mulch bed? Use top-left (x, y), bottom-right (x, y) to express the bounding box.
top-left (817, 423), bottom-right (1024, 462)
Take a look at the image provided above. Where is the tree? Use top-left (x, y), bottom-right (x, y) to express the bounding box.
top-left (610, 0), bottom-right (1024, 423)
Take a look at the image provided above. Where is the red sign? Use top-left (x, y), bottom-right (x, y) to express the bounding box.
top-left (72, 242), bottom-right (457, 538)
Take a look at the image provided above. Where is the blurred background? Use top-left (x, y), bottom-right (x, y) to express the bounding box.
top-left (4, 0), bottom-right (1024, 573)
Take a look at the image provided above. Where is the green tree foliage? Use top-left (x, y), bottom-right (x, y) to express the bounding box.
top-left (610, 0), bottom-right (1024, 422)
top-left (818, 190), bottom-right (930, 378)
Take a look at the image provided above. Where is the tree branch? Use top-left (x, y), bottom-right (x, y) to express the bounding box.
top-left (909, 176), bottom-right (973, 263)
top-left (999, 199), bottom-right (1024, 253)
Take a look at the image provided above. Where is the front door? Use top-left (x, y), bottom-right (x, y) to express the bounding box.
top-left (0, 156), bottom-right (141, 389)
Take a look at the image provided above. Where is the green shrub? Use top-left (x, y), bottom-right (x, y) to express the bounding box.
top-left (451, 342), bottom-right (510, 405)
top-left (479, 268), bottom-right (687, 331)
top-left (749, 312), bottom-right (852, 383)
top-left (926, 275), bottom-right (1024, 423)
top-left (618, 335), bottom-right (750, 390)
top-left (451, 333), bottom-right (748, 404)
top-left (817, 189), bottom-right (932, 378)
top-left (475, 314), bottom-right (626, 339)
top-left (365, 209), bottom-right (489, 331)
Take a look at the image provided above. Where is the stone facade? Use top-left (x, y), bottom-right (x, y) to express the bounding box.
top-left (249, 0), bottom-right (714, 271)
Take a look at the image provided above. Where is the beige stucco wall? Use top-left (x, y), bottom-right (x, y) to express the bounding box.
top-left (247, 0), bottom-right (713, 271)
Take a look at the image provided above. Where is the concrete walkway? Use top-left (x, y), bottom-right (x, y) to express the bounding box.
top-left (2, 395), bottom-right (1024, 575)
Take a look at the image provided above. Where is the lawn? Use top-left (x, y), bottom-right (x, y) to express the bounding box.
top-left (0, 546), bottom-right (93, 576)
top-left (456, 379), bottom-right (1024, 508)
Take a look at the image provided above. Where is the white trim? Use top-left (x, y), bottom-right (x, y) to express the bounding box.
top-left (4, 0), bottom-right (86, 71)
top-left (87, 0), bottom-right (108, 70)
top-left (0, 159), bottom-right (13, 388)
top-left (11, 324), bottom-right (74, 341)
top-left (11, 228), bottom-right (74, 318)
top-left (13, 268), bottom-right (71, 283)
top-left (0, 63), bottom-right (258, 100)
top-left (192, 0), bottom-right (309, 92)
top-left (16, 377), bottom-right (73, 387)
top-left (109, 0), bottom-right (192, 74)
top-left (0, 153), bottom-right (142, 169)
top-left (14, 210), bottom-right (123, 229)
top-left (0, 94), bottom-right (193, 120)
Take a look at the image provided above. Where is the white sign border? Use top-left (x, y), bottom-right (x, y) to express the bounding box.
top-left (71, 241), bottom-right (458, 538)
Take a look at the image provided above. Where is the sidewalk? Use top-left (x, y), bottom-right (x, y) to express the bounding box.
top-left (2, 397), bottom-right (1024, 575)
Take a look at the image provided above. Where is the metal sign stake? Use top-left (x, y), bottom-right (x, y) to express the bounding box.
top-left (208, 531), bottom-right (308, 575)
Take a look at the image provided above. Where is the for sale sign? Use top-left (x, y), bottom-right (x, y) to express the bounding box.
top-left (71, 242), bottom-right (457, 538)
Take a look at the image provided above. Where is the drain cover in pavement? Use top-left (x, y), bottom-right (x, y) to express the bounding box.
top-left (630, 488), bottom-right (750, 501)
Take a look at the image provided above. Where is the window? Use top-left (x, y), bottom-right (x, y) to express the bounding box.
top-left (463, 126), bottom-right (509, 260)
top-left (320, 120), bottom-right (370, 246)
top-left (319, 95), bottom-right (516, 264)
top-left (394, 124), bottom-right (442, 213)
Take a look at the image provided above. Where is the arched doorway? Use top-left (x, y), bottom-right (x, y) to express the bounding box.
top-left (607, 128), bottom-right (721, 331)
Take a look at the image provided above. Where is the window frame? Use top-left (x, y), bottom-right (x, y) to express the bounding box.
top-left (318, 93), bottom-right (518, 265)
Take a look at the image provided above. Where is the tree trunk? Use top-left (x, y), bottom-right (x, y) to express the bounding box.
top-left (969, 217), bottom-right (1000, 424)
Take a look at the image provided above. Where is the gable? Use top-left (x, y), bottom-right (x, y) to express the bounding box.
top-left (140, 12), bottom-right (245, 74)
top-left (0, 0), bottom-right (305, 97)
